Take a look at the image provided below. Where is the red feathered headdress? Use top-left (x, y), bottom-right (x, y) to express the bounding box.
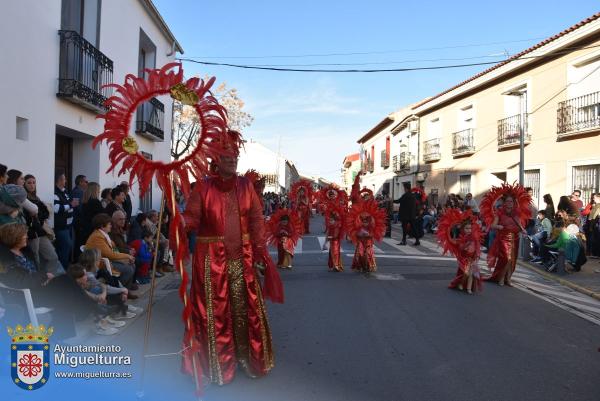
top-left (266, 208), bottom-right (303, 248)
top-left (411, 187), bottom-right (427, 203)
top-left (480, 182), bottom-right (532, 227)
top-left (359, 187), bottom-right (374, 202)
top-left (318, 185), bottom-right (349, 210)
top-left (345, 200), bottom-right (387, 244)
top-left (290, 180), bottom-right (314, 204)
top-left (436, 209), bottom-right (482, 258)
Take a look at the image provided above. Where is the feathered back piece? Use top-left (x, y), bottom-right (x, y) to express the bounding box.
top-left (345, 200), bottom-right (387, 244)
top-left (480, 182), bottom-right (532, 227)
top-left (290, 180), bottom-right (314, 206)
top-left (245, 169), bottom-right (266, 195)
top-left (318, 185), bottom-right (349, 210)
top-left (266, 208), bottom-right (303, 248)
top-left (436, 209), bottom-right (482, 258)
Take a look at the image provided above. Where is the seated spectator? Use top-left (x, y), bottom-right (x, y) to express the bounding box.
top-left (84, 213), bottom-right (138, 299)
top-left (422, 206), bottom-right (437, 234)
top-left (129, 229), bottom-right (157, 284)
top-left (110, 210), bottom-right (133, 254)
top-left (119, 182), bottom-right (133, 221)
top-left (463, 193), bottom-right (480, 215)
top-left (104, 187), bottom-right (127, 220)
top-left (146, 210), bottom-right (174, 273)
top-left (100, 188), bottom-right (112, 209)
top-left (530, 210), bottom-right (552, 261)
top-left (78, 249), bottom-right (141, 318)
top-left (0, 223), bottom-right (93, 339)
top-left (556, 195), bottom-right (579, 226)
top-left (543, 194), bottom-right (555, 224)
top-left (23, 174), bottom-right (64, 275)
top-left (128, 212), bottom-right (149, 242)
top-left (537, 221), bottom-right (581, 272)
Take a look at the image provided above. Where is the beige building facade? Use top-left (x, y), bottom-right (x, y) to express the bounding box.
top-left (412, 12), bottom-right (600, 208)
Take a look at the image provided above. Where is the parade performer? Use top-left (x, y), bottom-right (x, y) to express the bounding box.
top-left (480, 183), bottom-right (530, 286)
top-left (245, 169), bottom-right (266, 205)
top-left (346, 200), bottom-right (386, 273)
top-left (267, 209), bottom-right (302, 269)
top-left (93, 63), bottom-right (283, 393)
top-left (182, 131), bottom-right (284, 384)
top-left (319, 185), bottom-right (349, 212)
top-left (323, 206), bottom-right (345, 272)
top-left (350, 171), bottom-right (374, 204)
top-left (290, 180), bottom-right (313, 234)
top-left (437, 209), bottom-right (483, 294)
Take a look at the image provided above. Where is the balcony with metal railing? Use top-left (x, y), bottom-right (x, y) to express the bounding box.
top-left (380, 150), bottom-right (390, 168)
top-left (393, 152), bottom-right (411, 173)
top-left (57, 30), bottom-right (113, 112)
top-left (451, 129), bottom-right (475, 157)
top-left (136, 98), bottom-right (165, 141)
top-left (497, 113), bottom-right (530, 148)
top-left (557, 91), bottom-right (600, 138)
top-left (423, 138), bottom-right (441, 162)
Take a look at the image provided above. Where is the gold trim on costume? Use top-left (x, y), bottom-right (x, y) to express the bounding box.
top-left (204, 254), bottom-right (223, 385)
top-left (197, 234), bottom-right (251, 243)
top-left (227, 259), bottom-right (251, 373)
top-left (253, 280), bottom-right (274, 370)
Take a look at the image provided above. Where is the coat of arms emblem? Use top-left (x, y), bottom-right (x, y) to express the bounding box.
top-left (7, 324), bottom-right (53, 390)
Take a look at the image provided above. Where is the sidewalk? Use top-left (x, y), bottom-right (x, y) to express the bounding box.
top-left (517, 255), bottom-right (600, 300)
top-left (390, 222), bottom-right (600, 300)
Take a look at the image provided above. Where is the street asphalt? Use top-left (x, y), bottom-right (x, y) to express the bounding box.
top-left (24, 216), bottom-right (599, 401)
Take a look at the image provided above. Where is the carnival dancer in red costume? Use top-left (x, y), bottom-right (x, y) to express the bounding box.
top-left (267, 209), bottom-right (302, 269)
top-left (347, 200), bottom-right (386, 273)
top-left (324, 206), bottom-right (345, 272)
top-left (480, 183), bottom-right (530, 287)
top-left (291, 180), bottom-right (313, 234)
top-left (182, 130), bottom-right (284, 385)
top-left (437, 209), bottom-right (483, 294)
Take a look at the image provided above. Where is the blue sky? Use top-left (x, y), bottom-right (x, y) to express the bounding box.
top-left (153, 0), bottom-right (599, 182)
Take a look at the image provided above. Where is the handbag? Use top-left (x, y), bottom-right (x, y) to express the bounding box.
top-left (42, 222), bottom-right (55, 241)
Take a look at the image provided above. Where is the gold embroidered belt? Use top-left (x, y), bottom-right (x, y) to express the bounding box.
top-left (197, 234), bottom-right (251, 243)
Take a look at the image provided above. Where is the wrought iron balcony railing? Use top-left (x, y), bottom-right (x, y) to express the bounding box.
top-left (452, 128), bottom-right (475, 156)
top-left (367, 159), bottom-right (374, 173)
top-left (423, 138), bottom-right (441, 162)
top-left (497, 113), bottom-right (530, 147)
top-left (57, 30), bottom-right (113, 112)
top-left (557, 91), bottom-right (600, 137)
top-left (393, 152), bottom-right (411, 173)
top-left (136, 97), bottom-right (165, 141)
top-left (380, 150), bottom-right (390, 168)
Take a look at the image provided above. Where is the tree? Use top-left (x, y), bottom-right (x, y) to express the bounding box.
top-left (170, 81), bottom-right (254, 160)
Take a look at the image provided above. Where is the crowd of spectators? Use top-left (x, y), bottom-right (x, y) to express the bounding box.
top-left (0, 163), bottom-right (172, 337)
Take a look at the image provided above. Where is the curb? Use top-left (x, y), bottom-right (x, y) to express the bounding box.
top-left (517, 260), bottom-right (600, 301)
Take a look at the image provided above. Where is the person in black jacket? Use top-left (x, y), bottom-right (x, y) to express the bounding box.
top-left (23, 174), bottom-right (64, 275)
top-left (80, 182), bottom-right (105, 244)
top-left (119, 182), bottom-right (133, 221)
top-left (395, 182), bottom-right (420, 246)
top-left (54, 172), bottom-right (76, 269)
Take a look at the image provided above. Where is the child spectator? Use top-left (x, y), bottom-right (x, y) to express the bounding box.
top-left (129, 229), bottom-right (157, 284)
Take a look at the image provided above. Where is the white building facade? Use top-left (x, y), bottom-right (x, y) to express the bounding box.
top-left (0, 0), bottom-right (182, 212)
top-left (237, 140), bottom-right (299, 194)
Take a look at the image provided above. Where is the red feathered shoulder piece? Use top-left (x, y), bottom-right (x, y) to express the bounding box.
top-left (436, 209), bottom-right (482, 258)
top-left (345, 200), bottom-right (387, 244)
top-left (266, 209), bottom-right (303, 248)
top-left (480, 182), bottom-right (531, 227)
top-left (290, 180), bottom-right (314, 205)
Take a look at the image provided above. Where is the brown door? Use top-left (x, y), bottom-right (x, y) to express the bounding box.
top-left (55, 134), bottom-right (73, 188)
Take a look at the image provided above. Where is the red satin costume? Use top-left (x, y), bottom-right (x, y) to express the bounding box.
top-left (327, 221), bottom-right (343, 272)
top-left (296, 195), bottom-right (310, 234)
top-left (277, 223), bottom-right (295, 268)
top-left (351, 232), bottom-right (376, 272)
top-left (448, 236), bottom-right (483, 291)
top-left (486, 210), bottom-right (521, 283)
top-left (182, 175), bottom-right (276, 385)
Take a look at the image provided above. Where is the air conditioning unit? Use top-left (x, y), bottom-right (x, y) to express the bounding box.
top-left (408, 120), bottom-right (419, 133)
